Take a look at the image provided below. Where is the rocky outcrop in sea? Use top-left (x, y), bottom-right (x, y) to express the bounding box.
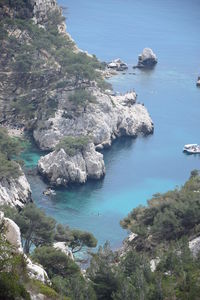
top-left (38, 143), bottom-right (105, 186)
top-left (135, 48), bottom-right (158, 68)
top-left (196, 76), bottom-right (200, 87)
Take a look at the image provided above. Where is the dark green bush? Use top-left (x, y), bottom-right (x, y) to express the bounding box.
top-left (55, 136), bottom-right (91, 156)
top-left (69, 89), bottom-right (96, 107)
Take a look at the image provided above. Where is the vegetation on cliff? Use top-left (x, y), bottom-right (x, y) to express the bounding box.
top-left (121, 170), bottom-right (200, 254)
top-left (0, 1), bottom-right (107, 125)
top-left (2, 172), bottom-right (200, 299)
top-left (0, 127), bottom-right (22, 179)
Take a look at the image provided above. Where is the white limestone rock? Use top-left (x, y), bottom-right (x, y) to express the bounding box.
top-left (150, 257), bottom-right (160, 272)
top-left (136, 48), bottom-right (158, 68)
top-left (4, 216), bottom-right (23, 253)
top-left (33, 88), bottom-right (153, 151)
top-left (26, 257), bottom-right (49, 284)
top-left (0, 211), bottom-right (49, 284)
top-left (189, 236), bottom-right (200, 257)
top-left (38, 143), bottom-right (105, 186)
top-left (54, 241), bottom-right (74, 260)
top-left (0, 169), bottom-right (32, 208)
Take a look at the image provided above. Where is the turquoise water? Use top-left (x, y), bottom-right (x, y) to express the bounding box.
top-left (23, 0), bottom-right (200, 248)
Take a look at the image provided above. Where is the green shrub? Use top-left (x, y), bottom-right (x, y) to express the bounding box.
top-left (68, 89), bottom-right (96, 107)
top-left (32, 246), bottom-right (80, 278)
top-left (55, 136), bottom-right (91, 156)
top-left (0, 273), bottom-right (30, 300)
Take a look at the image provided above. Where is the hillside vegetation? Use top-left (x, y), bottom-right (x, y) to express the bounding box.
top-left (0, 0), bottom-right (107, 126)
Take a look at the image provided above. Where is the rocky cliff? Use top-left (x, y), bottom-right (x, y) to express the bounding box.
top-left (0, 211), bottom-right (49, 284)
top-left (0, 0), bottom-right (154, 187)
top-left (0, 167), bottom-right (32, 208)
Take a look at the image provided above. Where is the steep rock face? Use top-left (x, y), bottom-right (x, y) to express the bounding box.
top-left (0, 169), bottom-right (32, 208)
top-left (38, 143), bottom-right (105, 186)
top-left (32, 0), bottom-right (58, 23)
top-left (189, 236), bottom-right (200, 257)
top-left (34, 89), bottom-right (153, 151)
top-left (0, 211), bottom-right (49, 284)
top-left (136, 48), bottom-right (157, 68)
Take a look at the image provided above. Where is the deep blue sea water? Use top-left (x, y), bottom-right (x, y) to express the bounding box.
top-left (23, 0), bottom-right (200, 249)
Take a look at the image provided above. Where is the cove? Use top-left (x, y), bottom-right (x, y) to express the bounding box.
top-left (22, 0), bottom-right (200, 249)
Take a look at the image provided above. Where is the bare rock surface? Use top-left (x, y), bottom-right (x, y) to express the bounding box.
top-left (38, 143), bottom-right (105, 186)
top-left (0, 211), bottom-right (49, 284)
top-left (54, 241), bottom-right (74, 260)
top-left (136, 48), bottom-right (158, 68)
top-left (34, 89), bottom-right (153, 151)
top-left (0, 169), bottom-right (32, 208)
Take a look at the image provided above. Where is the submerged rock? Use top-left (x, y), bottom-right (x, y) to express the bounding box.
top-left (38, 143), bottom-right (105, 186)
top-left (0, 168), bottom-right (32, 208)
top-left (135, 48), bottom-right (158, 68)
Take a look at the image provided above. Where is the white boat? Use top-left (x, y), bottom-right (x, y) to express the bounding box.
top-left (183, 144), bottom-right (200, 154)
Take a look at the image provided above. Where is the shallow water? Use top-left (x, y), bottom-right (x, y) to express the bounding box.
top-left (23, 0), bottom-right (200, 248)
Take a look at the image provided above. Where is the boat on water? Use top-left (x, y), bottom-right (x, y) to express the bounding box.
top-left (183, 144), bottom-right (200, 154)
top-left (43, 188), bottom-right (56, 196)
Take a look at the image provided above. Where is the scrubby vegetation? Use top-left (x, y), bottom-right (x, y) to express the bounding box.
top-left (0, 127), bottom-right (22, 179)
top-left (69, 89), bottom-right (97, 107)
top-left (0, 3), bottom-right (107, 123)
top-left (2, 172), bottom-right (200, 299)
top-left (121, 170), bottom-right (200, 254)
top-left (1, 203), bottom-right (97, 299)
top-left (56, 135), bottom-right (91, 156)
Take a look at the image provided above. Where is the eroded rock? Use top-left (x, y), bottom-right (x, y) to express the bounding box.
top-left (136, 48), bottom-right (158, 68)
top-left (34, 89), bottom-right (153, 151)
top-left (0, 169), bottom-right (32, 208)
top-left (38, 143), bottom-right (105, 186)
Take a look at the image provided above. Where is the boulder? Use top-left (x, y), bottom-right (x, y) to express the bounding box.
top-left (38, 143), bottom-right (105, 186)
top-left (136, 48), bottom-right (157, 68)
top-left (107, 58), bottom-right (128, 71)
